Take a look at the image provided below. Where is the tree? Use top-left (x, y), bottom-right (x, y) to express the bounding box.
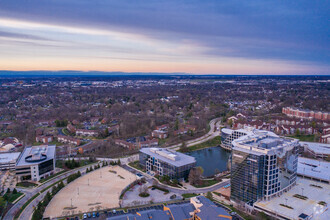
top-left (206, 191), bottom-right (213, 200)
top-left (180, 142), bottom-right (188, 153)
top-left (13, 188), bottom-right (17, 194)
top-left (228, 119), bottom-right (233, 127)
top-left (188, 167), bottom-right (204, 186)
top-left (174, 119), bottom-right (179, 130)
top-left (6, 188), bottom-right (10, 194)
top-left (295, 128), bottom-right (301, 136)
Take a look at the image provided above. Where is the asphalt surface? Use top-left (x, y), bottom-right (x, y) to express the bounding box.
top-left (4, 165), bottom-right (93, 220)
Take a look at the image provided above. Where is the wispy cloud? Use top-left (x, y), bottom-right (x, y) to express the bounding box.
top-left (0, 0), bottom-right (328, 74)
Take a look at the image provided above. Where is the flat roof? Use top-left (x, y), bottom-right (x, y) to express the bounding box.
top-left (0, 152), bottom-right (21, 164)
top-left (255, 177), bottom-right (330, 220)
top-left (140, 148), bottom-right (196, 167)
top-left (300, 141), bottom-right (330, 155)
top-left (297, 157), bottom-right (330, 182)
top-left (16, 145), bottom-right (56, 167)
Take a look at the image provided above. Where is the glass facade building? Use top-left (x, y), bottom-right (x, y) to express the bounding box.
top-left (230, 131), bottom-right (299, 204)
top-left (139, 148), bottom-right (196, 180)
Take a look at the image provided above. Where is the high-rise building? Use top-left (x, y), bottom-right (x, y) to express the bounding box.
top-left (230, 131), bottom-right (299, 204)
top-left (221, 128), bottom-right (251, 150)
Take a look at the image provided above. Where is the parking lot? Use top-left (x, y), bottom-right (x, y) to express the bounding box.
top-left (44, 165), bottom-right (137, 218)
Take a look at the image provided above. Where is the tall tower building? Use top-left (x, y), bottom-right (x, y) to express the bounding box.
top-left (230, 131), bottom-right (299, 205)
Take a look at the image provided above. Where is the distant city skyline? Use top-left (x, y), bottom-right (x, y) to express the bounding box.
top-left (0, 0), bottom-right (329, 75)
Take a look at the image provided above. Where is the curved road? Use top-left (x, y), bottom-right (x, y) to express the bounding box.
top-left (5, 118), bottom-right (223, 220)
top-left (4, 165), bottom-right (95, 220)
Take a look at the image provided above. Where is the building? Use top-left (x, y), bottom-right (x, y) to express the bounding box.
top-left (300, 141), bottom-right (330, 159)
top-left (76, 129), bottom-right (99, 137)
top-left (57, 135), bottom-right (81, 146)
top-left (282, 107), bottom-right (330, 121)
top-left (230, 131), bottom-right (299, 204)
top-left (151, 130), bottom-right (168, 139)
top-left (0, 152), bottom-right (21, 170)
top-left (0, 137), bottom-right (21, 152)
top-left (297, 157), bottom-right (330, 184)
top-left (107, 196), bottom-right (231, 220)
top-left (220, 128), bottom-right (250, 150)
top-left (36, 135), bottom-right (53, 144)
top-left (15, 145), bottom-right (56, 181)
top-left (319, 126), bottom-right (330, 144)
top-left (139, 148), bottom-right (196, 179)
top-left (115, 139), bottom-right (135, 150)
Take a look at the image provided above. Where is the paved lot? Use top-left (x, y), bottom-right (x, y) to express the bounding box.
top-left (121, 181), bottom-right (182, 207)
top-left (255, 177), bottom-right (330, 220)
top-left (44, 166), bottom-right (137, 218)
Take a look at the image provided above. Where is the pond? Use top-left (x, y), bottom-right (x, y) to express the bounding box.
top-left (186, 146), bottom-right (230, 177)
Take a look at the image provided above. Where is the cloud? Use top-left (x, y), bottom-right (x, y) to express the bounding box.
top-left (0, 0), bottom-right (329, 74)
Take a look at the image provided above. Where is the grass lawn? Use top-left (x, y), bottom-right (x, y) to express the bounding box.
top-left (178, 136), bottom-right (221, 152)
top-left (128, 161), bottom-right (145, 172)
top-left (194, 179), bottom-right (219, 188)
top-left (288, 134), bottom-right (316, 142)
top-left (4, 192), bottom-right (24, 203)
top-left (182, 193), bottom-right (198, 198)
top-left (16, 182), bottom-right (38, 188)
top-left (39, 170), bottom-right (67, 183)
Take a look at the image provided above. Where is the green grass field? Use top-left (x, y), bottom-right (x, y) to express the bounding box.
top-left (178, 136), bottom-right (221, 152)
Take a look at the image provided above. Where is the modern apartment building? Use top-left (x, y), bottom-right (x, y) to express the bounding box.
top-left (221, 128), bottom-right (250, 150)
top-left (139, 148), bottom-right (196, 179)
top-left (16, 145), bottom-right (56, 181)
top-left (230, 131), bottom-right (299, 204)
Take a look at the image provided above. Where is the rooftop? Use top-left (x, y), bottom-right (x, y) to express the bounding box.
top-left (297, 157), bottom-right (330, 182)
top-left (16, 145), bottom-right (56, 167)
top-left (255, 177), bottom-right (330, 220)
top-left (0, 152), bottom-right (21, 164)
top-left (232, 131), bottom-right (298, 155)
top-left (301, 141), bottom-right (330, 155)
top-left (140, 148), bottom-right (196, 167)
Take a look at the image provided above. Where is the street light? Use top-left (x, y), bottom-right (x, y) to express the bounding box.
top-left (285, 198), bottom-right (288, 206)
top-left (77, 187), bottom-right (79, 195)
top-left (301, 188), bottom-right (304, 196)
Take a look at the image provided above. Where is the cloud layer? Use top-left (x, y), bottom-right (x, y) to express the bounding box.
top-left (0, 0), bottom-right (329, 74)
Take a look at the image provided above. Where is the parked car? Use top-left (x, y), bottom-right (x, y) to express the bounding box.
top-left (96, 212), bottom-right (99, 217)
top-left (151, 187), bottom-right (156, 190)
top-left (112, 209), bottom-right (116, 214)
top-left (170, 194), bottom-right (177, 199)
top-left (92, 212), bottom-right (96, 218)
top-left (87, 213), bottom-right (91, 218)
top-left (83, 213), bottom-right (87, 219)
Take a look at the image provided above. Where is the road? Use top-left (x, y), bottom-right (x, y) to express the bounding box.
top-left (169, 118), bottom-right (222, 150)
top-left (5, 118), bottom-right (223, 220)
top-left (3, 165), bottom-right (94, 220)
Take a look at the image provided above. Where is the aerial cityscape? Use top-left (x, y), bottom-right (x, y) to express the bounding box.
top-left (0, 1), bottom-right (329, 220)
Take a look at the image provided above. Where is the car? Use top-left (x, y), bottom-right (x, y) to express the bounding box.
top-left (75, 217), bottom-right (79, 220)
top-left (170, 194), bottom-right (177, 199)
top-left (96, 212), bottom-right (99, 217)
top-left (87, 213), bottom-right (91, 218)
top-left (151, 187), bottom-right (156, 190)
top-left (92, 212), bottom-right (96, 218)
top-left (230, 212), bottom-right (237, 216)
top-left (83, 214), bottom-right (87, 219)
top-left (112, 209), bottom-right (116, 214)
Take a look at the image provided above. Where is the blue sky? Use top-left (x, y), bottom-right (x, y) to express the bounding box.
top-left (0, 0), bottom-right (329, 74)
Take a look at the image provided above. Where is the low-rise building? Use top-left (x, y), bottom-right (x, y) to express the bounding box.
top-left (151, 130), bottom-right (168, 139)
top-left (15, 145), bottom-right (56, 181)
top-left (139, 147), bottom-right (196, 179)
top-left (76, 129), bottom-right (99, 137)
top-left (300, 141), bottom-right (330, 159)
top-left (57, 135), bottom-right (81, 146)
top-left (0, 152), bottom-right (21, 170)
top-left (36, 135), bottom-right (53, 144)
top-left (115, 139), bottom-right (135, 150)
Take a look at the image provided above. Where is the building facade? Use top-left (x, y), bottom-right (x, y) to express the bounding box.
top-left (221, 128), bottom-right (250, 150)
top-left (231, 131), bottom-right (299, 204)
top-left (15, 145), bottom-right (56, 181)
top-left (282, 107), bottom-right (330, 121)
top-left (139, 148), bottom-right (196, 180)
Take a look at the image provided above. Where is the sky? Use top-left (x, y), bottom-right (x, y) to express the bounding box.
top-left (0, 0), bottom-right (329, 75)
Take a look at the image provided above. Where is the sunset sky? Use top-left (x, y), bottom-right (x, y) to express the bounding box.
top-left (0, 0), bottom-right (329, 75)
